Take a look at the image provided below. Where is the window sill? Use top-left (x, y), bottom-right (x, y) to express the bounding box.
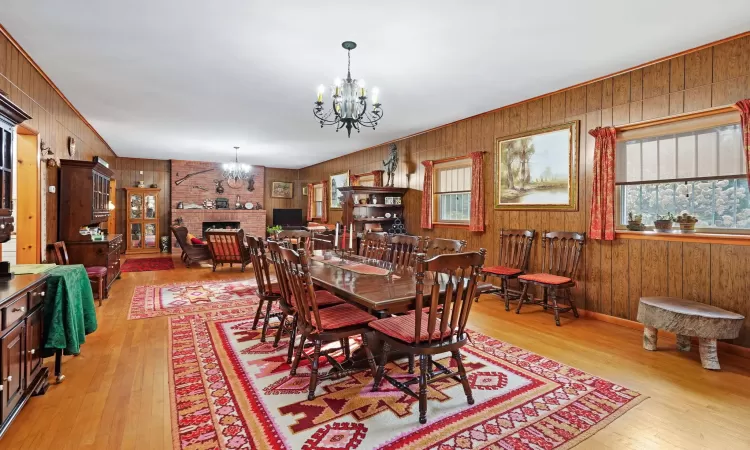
top-left (433, 222), bottom-right (470, 229)
top-left (616, 230), bottom-right (750, 246)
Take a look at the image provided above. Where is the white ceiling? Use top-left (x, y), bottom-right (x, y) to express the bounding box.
top-left (2, 1), bottom-right (749, 169)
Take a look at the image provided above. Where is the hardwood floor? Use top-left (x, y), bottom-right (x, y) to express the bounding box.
top-left (1, 255), bottom-right (749, 449)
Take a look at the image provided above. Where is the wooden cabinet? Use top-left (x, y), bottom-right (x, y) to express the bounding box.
top-left (0, 94), bottom-right (32, 243)
top-left (65, 234), bottom-right (122, 298)
top-left (125, 188), bottom-right (160, 254)
top-left (0, 274), bottom-right (49, 437)
top-left (59, 159), bottom-right (115, 241)
top-left (339, 186), bottom-right (408, 235)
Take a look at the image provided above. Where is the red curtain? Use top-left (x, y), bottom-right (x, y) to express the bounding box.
top-left (736, 99), bottom-right (750, 185)
top-left (321, 180), bottom-right (329, 224)
top-left (469, 152), bottom-right (485, 232)
top-left (589, 127), bottom-right (617, 240)
top-left (306, 183), bottom-right (315, 221)
top-left (421, 160), bottom-right (434, 229)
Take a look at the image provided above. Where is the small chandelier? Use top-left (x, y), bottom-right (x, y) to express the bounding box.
top-left (222, 146), bottom-right (252, 181)
top-left (314, 41), bottom-right (383, 137)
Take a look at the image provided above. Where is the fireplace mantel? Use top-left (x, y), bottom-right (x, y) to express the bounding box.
top-left (171, 209), bottom-right (266, 246)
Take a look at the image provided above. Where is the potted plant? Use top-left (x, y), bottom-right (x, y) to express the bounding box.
top-left (653, 212), bottom-right (675, 232)
top-left (626, 212), bottom-right (645, 231)
top-left (673, 212), bottom-right (698, 233)
top-left (267, 225), bottom-right (282, 237)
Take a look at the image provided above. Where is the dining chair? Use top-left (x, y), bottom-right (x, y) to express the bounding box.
top-left (359, 231), bottom-right (389, 260)
top-left (421, 237), bottom-right (467, 258)
top-left (277, 230), bottom-right (313, 254)
top-left (516, 231), bottom-right (585, 326)
top-left (368, 249), bottom-right (486, 424)
top-left (52, 241), bottom-right (107, 306)
top-left (280, 247), bottom-right (378, 400)
top-left (480, 229), bottom-right (535, 310)
top-left (246, 236), bottom-right (286, 342)
top-left (387, 235), bottom-right (421, 269)
top-left (266, 240), bottom-right (345, 361)
top-left (310, 229), bottom-right (336, 252)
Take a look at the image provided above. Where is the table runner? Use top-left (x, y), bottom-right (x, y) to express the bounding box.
top-left (42, 265), bottom-right (98, 357)
top-left (310, 255), bottom-right (397, 277)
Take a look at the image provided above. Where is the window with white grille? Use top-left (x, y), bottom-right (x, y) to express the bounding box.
top-left (616, 121), bottom-right (748, 230)
top-left (313, 184), bottom-right (324, 218)
top-left (434, 159), bottom-right (472, 223)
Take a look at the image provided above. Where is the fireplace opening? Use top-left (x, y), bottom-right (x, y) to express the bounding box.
top-left (202, 221), bottom-right (241, 237)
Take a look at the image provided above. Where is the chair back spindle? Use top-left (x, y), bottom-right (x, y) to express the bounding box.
top-left (277, 247), bottom-right (322, 332)
top-left (414, 250), bottom-right (485, 345)
top-left (388, 235), bottom-right (421, 269)
top-left (541, 231), bottom-right (585, 279)
top-left (498, 229), bottom-right (535, 270)
top-left (205, 229), bottom-right (247, 263)
top-left (277, 230), bottom-right (313, 254)
top-left (421, 238), bottom-right (467, 258)
top-left (359, 231), bottom-right (389, 260)
top-left (266, 240), bottom-right (297, 312)
top-left (246, 236), bottom-right (276, 298)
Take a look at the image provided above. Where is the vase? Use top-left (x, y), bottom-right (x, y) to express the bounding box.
top-left (678, 222), bottom-right (696, 233)
top-left (653, 220), bottom-right (673, 232)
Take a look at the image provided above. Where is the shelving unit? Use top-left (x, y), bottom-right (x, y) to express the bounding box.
top-left (339, 186), bottom-right (407, 234)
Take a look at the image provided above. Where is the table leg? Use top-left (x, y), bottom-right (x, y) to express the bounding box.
top-left (699, 338), bottom-right (720, 370)
top-left (643, 326), bottom-right (658, 351)
top-left (676, 334), bottom-right (692, 352)
top-left (55, 349), bottom-right (65, 383)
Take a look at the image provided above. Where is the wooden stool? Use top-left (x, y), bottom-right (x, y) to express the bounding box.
top-left (637, 297), bottom-right (744, 370)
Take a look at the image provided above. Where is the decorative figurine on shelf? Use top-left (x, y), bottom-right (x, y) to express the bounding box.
top-left (137, 180), bottom-right (145, 188)
top-left (214, 179), bottom-right (225, 194)
top-left (160, 236), bottom-right (170, 253)
top-left (176, 201), bottom-right (184, 209)
top-left (382, 143), bottom-right (399, 187)
top-left (254, 201), bottom-right (263, 210)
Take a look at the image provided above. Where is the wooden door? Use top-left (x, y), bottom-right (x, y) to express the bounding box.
top-left (15, 133), bottom-right (40, 264)
top-left (25, 306), bottom-right (43, 382)
top-left (1, 322), bottom-right (25, 422)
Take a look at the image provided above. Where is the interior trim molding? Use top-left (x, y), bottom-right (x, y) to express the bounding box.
top-left (616, 230), bottom-right (750, 245)
top-left (0, 24), bottom-right (116, 156)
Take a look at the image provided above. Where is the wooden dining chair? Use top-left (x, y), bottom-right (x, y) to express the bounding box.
top-left (246, 236), bottom-right (285, 342)
top-left (52, 241), bottom-right (107, 306)
top-left (516, 231), bottom-right (585, 326)
top-left (359, 231), bottom-right (389, 260)
top-left (480, 229), bottom-right (535, 310)
top-left (279, 247), bottom-right (378, 400)
top-left (369, 249), bottom-right (486, 424)
top-left (421, 238), bottom-right (467, 258)
top-left (276, 230), bottom-right (313, 254)
top-left (387, 235), bottom-right (421, 269)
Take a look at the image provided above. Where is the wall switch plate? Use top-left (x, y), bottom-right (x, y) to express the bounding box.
top-left (48, 186), bottom-right (56, 194)
top-left (139, 170), bottom-right (144, 175)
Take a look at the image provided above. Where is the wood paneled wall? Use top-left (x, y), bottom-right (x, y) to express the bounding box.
top-left (113, 158), bottom-right (171, 241)
top-left (299, 34), bottom-right (750, 347)
top-left (264, 168), bottom-right (300, 225)
top-left (0, 30), bottom-right (117, 255)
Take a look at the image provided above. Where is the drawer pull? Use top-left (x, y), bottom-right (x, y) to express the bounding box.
top-left (12, 306), bottom-right (25, 313)
top-left (33, 291), bottom-right (46, 297)
top-left (29, 349), bottom-right (36, 355)
top-left (5, 376), bottom-right (12, 382)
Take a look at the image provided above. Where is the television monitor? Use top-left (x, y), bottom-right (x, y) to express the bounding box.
top-left (272, 208), bottom-right (304, 227)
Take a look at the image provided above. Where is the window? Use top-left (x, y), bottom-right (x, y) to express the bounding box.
top-left (433, 159), bottom-right (472, 223)
top-left (616, 121), bottom-right (748, 231)
top-left (313, 184), bottom-right (324, 218)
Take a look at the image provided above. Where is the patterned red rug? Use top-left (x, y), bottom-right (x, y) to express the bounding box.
top-left (168, 309), bottom-right (646, 449)
top-left (121, 257), bottom-right (175, 273)
top-left (128, 279), bottom-right (271, 320)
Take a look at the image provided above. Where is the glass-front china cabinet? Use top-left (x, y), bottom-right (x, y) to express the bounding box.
top-left (125, 187), bottom-right (160, 254)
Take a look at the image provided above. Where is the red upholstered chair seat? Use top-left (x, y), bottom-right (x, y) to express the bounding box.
top-left (314, 291), bottom-right (346, 307)
top-left (190, 237), bottom-right (205, 246)
top-left (483, 266), bottom-right (522, 276)
top-left (369, 313), bottom-right (453, 344)
top-left (318, 303), bottom-right (377, 330)
top-left (519, 273), bottom-right (572, 285)
top-left (85, 266), bottom-right (108, 277)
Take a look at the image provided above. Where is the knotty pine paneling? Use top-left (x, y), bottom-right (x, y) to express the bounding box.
top-left (298, 33), bottom-right (750, 347)
top-left (0, 32), bottom-right (117, 259)
top-left (113, 158), bottom-right (171, 241)
top-left (264, 167), bottom-right (300, 225)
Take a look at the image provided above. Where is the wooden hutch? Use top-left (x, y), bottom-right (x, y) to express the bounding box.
top-left (58, 159), bottom-right (122, 297)
top-left (339, 186), bottom-right (408, 235)
top-left (124, 187), bottom-right (161, 254)
top-left (0, 94), bottom-right (51, 438)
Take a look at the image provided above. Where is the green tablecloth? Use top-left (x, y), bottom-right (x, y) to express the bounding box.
top-left (42, 265), bottom-right (98, 357)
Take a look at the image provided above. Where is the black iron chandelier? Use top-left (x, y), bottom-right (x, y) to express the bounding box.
top-left (313, 41), bottom-right (383, 137)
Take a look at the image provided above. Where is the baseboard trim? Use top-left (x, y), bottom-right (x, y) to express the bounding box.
top-left (580, 309), bottom-right (750, 359)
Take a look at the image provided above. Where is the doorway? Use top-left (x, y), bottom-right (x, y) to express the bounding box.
top-left (6, 127), bottom-right (41, 264)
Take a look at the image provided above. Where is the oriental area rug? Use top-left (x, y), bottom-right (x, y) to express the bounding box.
top-left (168, 309), bottom-right (646, 450)
top-left (121, 256), bottom-right (176, 273)
top-left (129, 279), bottom-right (271, 319)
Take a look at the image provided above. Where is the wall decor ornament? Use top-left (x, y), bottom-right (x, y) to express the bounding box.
top-left (329, 170), bottom-right (350, 209)
top-left (494, 121), bottom-right (579, 211)
top-left (383, 143), bottom-right (399, 187)
top-left (271, 181), bottom-right (293, 199)
top-left (68, 136), bottom-right (76, 157)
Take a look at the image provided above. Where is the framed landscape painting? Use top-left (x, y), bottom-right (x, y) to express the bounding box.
top-left (329, 170), bottom-right (350, 209)
top-left (494, 121), bottom-right (579, 211)
top-left (271, 181), bottom-right (293, 199)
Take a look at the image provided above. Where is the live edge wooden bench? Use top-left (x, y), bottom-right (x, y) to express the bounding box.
top-left (637, 297), bottom-right (745, 370)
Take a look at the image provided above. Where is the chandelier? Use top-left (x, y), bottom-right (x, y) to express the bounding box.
top-left (222, 146), bottom-right (252, 181)
top-left (314, 41), bottom-right (383, 137)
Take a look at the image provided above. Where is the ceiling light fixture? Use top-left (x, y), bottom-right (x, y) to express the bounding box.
top-left (313, 41), bottom-right (383, 137)
top-left (222, 146), bottom-right (252, 181)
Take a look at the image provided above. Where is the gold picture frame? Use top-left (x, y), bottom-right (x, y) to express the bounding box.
top-left (494, 121), bottom-right (579, 211)
top-left (270, 181), bottom-right (293, 199)
top-left (329, 170), bottom-right (350, 209)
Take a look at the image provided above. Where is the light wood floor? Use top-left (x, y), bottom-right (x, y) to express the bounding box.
top-left (2, 255), bottom-right (749, 449)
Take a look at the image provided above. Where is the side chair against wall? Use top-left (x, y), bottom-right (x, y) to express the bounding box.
top-left (479, 229), bottom-right (535, 310)
top-left (52, 241), bottom-right (106, 306)
top-left (421, 238), bottom-right (467, 258)
top-left (246, 236), bottom-right (283, 342)
top-left (515, 231), bottom-right (585, 326)
top-left (278, 247), bottom-right (378, 401)
top-left (387, 234), bottom-right (421, 269)
top-left (359, 231), bottom-right (390, 260)
top-left (368, 249), bottom-right (486, 424)
top-left (170, 225), bottom-right (212, 267)
top-left (205, 229), bottom-right (252, 272)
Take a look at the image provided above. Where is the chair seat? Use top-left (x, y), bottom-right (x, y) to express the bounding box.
top-left (519, 273), bottom-right (572, 285)
top-left (318, 303), bottom-right (377, 331)
top-left (315, 291), bottom-right (346, 307)
top-left (482, 265), bottom-right (523, 276)
top-left (369, 313), bottom-right (452, 344)
top-left (85, 266), bottom-right (107, 277)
